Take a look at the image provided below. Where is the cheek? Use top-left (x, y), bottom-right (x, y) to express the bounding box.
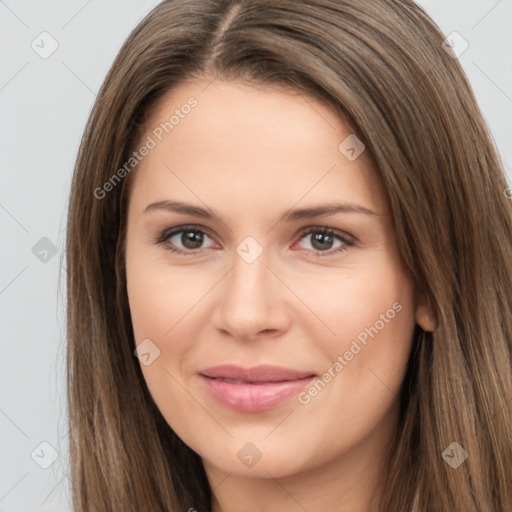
top-left (302, 253), bottom-right (416, 397)
top-left (126, 261), bottom-right (205, 442)
top-left (127, 272), bottom-right (168, 346)
top-left (125, 252), bottom-right (211, 409)
top-left (126, 254), bottom-right (204, 344)
top-left (304, 263), bottom-right (414, 350)
top-left (292, 265), bottom-right (416, 460)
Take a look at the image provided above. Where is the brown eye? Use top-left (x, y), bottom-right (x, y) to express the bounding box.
top-left (177, 230), bottom-right (205, 250)
top-left (296, 227), bottom-right (354, 257)
top-left (154, 226), bottom-right (216, 256)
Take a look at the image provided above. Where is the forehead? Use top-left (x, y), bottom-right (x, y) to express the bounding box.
top-left (144, 78), bottom-right (354, 156)
top-left (127, 79), bottom-right (387, 218)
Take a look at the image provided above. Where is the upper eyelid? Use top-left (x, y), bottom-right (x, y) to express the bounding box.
top-left (160, 224), bottom-right (216, 242)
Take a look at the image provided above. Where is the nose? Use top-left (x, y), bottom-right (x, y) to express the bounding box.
top-left (211, 247), bottom-right (290, 342)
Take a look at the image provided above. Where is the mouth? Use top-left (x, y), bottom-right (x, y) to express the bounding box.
top-left (198, 365), bottom-right (316, 412)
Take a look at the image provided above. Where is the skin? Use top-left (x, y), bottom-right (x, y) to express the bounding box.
top-left (124, 78), bottom-right (432, 512)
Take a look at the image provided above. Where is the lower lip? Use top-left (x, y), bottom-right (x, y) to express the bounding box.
top-left (199, 375), bottom-right (315, 412)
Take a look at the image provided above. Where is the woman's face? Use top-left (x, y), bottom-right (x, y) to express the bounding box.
top-left (125, 79), bottom-right (421, 480)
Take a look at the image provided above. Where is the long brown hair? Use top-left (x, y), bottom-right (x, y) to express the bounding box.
top-left (66, 0), bottom-right (512, 510)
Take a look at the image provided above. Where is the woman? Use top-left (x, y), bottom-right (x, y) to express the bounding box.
top-left (65, 0), bottom-right (512, 510)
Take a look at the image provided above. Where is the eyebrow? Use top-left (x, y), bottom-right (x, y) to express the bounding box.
top-left (143, 200), bottom-right (379, 221)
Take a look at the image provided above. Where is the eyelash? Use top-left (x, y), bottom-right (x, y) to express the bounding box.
top-left (152, 224), bottom-right (355, 258)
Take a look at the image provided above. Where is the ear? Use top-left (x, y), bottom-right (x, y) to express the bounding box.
top-left (415, 292), bottom-right (437, 332)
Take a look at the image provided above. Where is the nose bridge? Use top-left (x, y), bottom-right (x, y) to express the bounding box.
top-left (227, 240), bottom-right (272, 305)
top-left (213, 238), bottom-right (287, 339)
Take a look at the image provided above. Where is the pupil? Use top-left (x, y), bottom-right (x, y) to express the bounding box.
top-left (182, 230), bottom-right (203, 249)
top-left (312, 232), bottom-right (332, 251)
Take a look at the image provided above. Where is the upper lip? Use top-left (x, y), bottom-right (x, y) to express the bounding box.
top-left (199, 364), bottom-right (316, 383)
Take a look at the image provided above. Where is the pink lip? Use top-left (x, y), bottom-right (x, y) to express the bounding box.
top-left (198, 365), bottom-right (316, 412)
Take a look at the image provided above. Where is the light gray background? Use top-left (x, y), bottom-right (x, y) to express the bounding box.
top-left (1, 1), bottom-right (511, 510)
